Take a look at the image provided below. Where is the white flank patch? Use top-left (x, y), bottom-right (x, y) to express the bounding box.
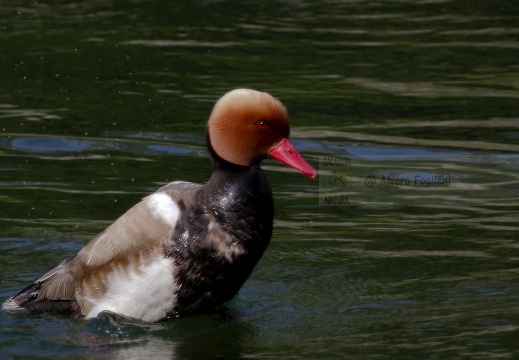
top-left (147, 192), bottom-right (180, 228)
top-left (85, 256), bottom-right (177, 322)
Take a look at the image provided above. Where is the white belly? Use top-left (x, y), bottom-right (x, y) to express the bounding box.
top-left (83, 255), bottom-right (178, 322)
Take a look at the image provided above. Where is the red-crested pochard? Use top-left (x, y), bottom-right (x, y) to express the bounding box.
top-left (2, 89), bottom-right (317, 322)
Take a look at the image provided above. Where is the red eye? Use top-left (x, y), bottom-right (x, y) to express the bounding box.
top-left (257, 120), bottom-right (267, 130)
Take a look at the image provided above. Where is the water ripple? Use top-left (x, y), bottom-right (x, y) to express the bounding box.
top-left (11, 137), bottom-right (95, 152)
top-left (121, 40), bottom-right (241, 47)
top-left (0, 135), bottom-right (198, 157)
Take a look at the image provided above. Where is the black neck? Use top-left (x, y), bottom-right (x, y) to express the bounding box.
top-left (202, 131), bottom-right (273, 241)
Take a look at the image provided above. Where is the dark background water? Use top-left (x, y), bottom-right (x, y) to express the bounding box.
top-left (1, 0), bottom-right (519, 359)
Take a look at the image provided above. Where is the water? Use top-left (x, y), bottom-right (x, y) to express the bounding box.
top-left (1, 0), bottom-right (519, 358)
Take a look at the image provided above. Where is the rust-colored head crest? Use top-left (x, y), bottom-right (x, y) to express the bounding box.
top-left (207, 89), bottom-right (317, 178)
top-left (208, 89), bottom-right (289, 166)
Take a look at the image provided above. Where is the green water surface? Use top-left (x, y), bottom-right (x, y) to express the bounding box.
top-left (1, 0), bottom-right (519, 359)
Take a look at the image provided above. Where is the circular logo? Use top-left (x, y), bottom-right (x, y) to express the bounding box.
top-left (323, 169), bottom-right (349, 192)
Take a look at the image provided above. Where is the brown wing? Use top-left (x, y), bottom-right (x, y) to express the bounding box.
top-left (4, 182), bottom-right (201, 314)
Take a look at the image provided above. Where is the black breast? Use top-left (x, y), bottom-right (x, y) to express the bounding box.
top-left (165, 165), bottom-right (274, 316)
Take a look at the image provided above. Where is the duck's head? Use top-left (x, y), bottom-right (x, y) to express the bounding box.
top-left (207, 89), bottom-right (317, 178)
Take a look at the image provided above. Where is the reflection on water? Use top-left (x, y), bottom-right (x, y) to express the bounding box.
top-left (76, 310), bottom-right (256, 359)
top-left (294, 129), bottom-right (519, 152)
top-left (147, 144), bottom-right (193, 154)
top-left (1, 0), bottom-right (519, 358)
top-left (11, 137), bottom-right (96, 152)
top-left (345, 77), bottom-right (519, 99)
top-left (0, 134), bottom-right (201, 156)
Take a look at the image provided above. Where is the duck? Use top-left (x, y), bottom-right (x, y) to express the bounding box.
top-left (2, 89), bottom-right (317, 322)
